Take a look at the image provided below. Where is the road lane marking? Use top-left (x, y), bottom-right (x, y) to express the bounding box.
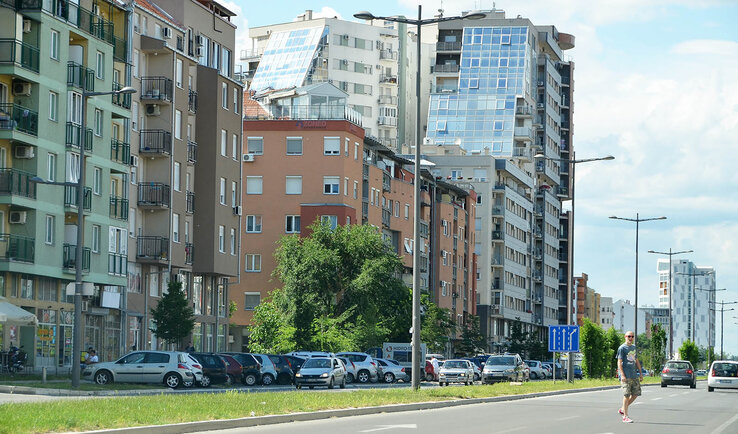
top-left (359, 425), bottom-right (417, 432)
top-left (681, 392), bottom-right (689, 395)
top-left (669, 394), bottom-right (679, 397)
top-left (556, 416), bottom-right (580, 421)
top-left (651, 397), bottom-right (662, 401)
top-left (493, 427), bottom-right (526, 434)
top-left (710, 413), bottom-right (738, 434)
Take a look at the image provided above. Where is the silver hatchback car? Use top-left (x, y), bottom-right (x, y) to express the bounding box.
top-left (83, 351), bottom-right (195, 388)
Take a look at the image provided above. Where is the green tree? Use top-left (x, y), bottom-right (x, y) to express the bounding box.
top-left (605, 327), bottom-right (624, 378)
top-left (679, 340), bottom-right (700, 369)
top-left (649, 324), bottom-right (667, 372)
top-left (636, 332), bottom-right (652, 373)
top-left (456, 316), bottom-right (485, 356)
top-left (421, 294), bottom-right (455, 353)
top-left (247, 290), bottom-right (296, 354)
top-left (311, 310), bottom-right (357, 352)
top-left (149, 280), bottom-right (194, 348)
top-left (580, 318), bottom-right (608, 378)
top-left (506, 319), bottom-right (528, 357)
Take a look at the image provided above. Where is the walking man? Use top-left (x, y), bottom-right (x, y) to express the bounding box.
top-left (617, 331), bottom-right (643, 423)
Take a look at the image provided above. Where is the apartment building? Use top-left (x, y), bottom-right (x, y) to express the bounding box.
top-left (600, 296), bottom-right (614, 329)
top-left (0, 0), bottom-right (130, 365)
top-left (574, 273), bottom-right (601, 326)
top-left (125, 0), bottom-right (241, 353)
top-left (423, 9), bottom-right (575, 351)
top-left (613, 299), bottom-right (650, 336)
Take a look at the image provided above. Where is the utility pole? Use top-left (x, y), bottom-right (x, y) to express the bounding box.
top-left (709, 301), bottom-right (736, 360)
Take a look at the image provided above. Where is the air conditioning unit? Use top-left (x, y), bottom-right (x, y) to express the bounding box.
top-left (81, 300), bottom-right (90, 312)
top-left (9, 211), bottom-right (27, 224)
top-left (242, 153), bottom-right (254, 162)
top-left (233, 205), bottom-right (242, 216)
top-left (12, 82), bottom-right (31, 97)
top-left (195, 34), bottom-right (204, 47)
top-left (130, 155), bottom-right (139, 167)
top-left (22, 19), bottom-right (31, 33)
top-left (422, 137), bottom-right (433, 145)
top-left (14, 145), bottom-right (34, 159)
top-left (195, 46), bottom-right (204, 57)
top-left (162, 27), bottom-right (172, 39)
top-left (146, 104), bottom-right (160, 116)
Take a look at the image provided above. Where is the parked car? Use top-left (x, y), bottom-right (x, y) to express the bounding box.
top-left (543, 361), bottom-right (565, 379)
top-left (707, 360), bottom-right (738, 392)
top-left (266, 354), bottom-right (296, 385)
top-left (524, 360), bottom-right (547, 380)
top-left (189, 353), bottom-right (228, 387)
top-left (336, 352), bottom-right (378, 383)
top-left (540, 363), bottom-right (552, 378)
top-left (287, 351), bottom-right (335, 359)
top-left (482, 353), bottom-right (525, 383)
top-left (184, 354), bottom-right (204, 387)
top-left (218, 354), bottom-right (243, 386)
top-left (696, 369), bottom-right (707, 376)
top-left (82, 351), bottom-right (195, 389)
top-left (220, 352), bottom-right (262, 386)
top-left (462, 358), bottom-right (483, 381)
top-left (375, 358), bottom-right (408, 383)
top-left (294, 356), bottom-right (347, 389)
top-left (251, 354), bottom-right (279, 385)
top-left (438, 359), bottom-right (475, 386)
top-left (660, 360), bottom-right (696, 388)
top-left (283, 355), bottom-right (307, 372)
top-left (337, 356), bottom-right (358, 383)
top-left (573, 365), bottom-right (583, 379)
top-left (424, 360), bottom-right (436, 381)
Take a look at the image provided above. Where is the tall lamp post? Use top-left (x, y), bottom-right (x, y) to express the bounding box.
top-left (534, 153), bottom-right (613, 382)
top-left (609, 214), bottom-right (667, 355)
top-left (354, 7), bottom-right (485, 390)
top-left (677, 269), bottom-right (714, 343)
top-left (697, 287), bottom-right (725, 367)
top-left (647, 249), bottom-right (692, 359)
top-left (32, 85), bottom-right (137, 388)
top-left (709, 301), bottom-right (736, 360)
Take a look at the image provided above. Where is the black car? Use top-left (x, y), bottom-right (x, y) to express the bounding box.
top-left (266, 354), bottom-right (296, 385)
top-left (190, 353), bottom-right (228, 387)
top-left (220, 352), bottom-right (262, 386)
top-left (661, 360), bottom-right (696, 388)
top-left (283, 355), bottom-right (307, 372)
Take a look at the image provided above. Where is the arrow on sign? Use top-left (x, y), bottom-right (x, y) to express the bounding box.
top-left (360, 424), bottom-right (418, 432)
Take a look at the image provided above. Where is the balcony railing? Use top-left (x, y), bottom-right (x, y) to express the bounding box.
top-left (185, 242), bottom-right (194, 265)
top-left (436, 41), bottom-right (461, 51)
top-left (108, 253), bottom-right (127, 276)
top-left (187, 141), bottom-right (197, 163)
top-left (188, 90), bottom-right (198, 113)
top-left (432, 64), bottom-right (459, 73)
top-left (515, 105), bottom-right (533, 116)
top-left (378, 116), bottom-right (397, 126)
top-left (65, 122), bottom-right (93, 151)
top-left (186, 191), bottom-right (195, 214)
top-left (378, 95), bottom-right (397, 105)
top-left (491, 230), bottom-right (503, 240)
top-left (139, 129), bottom-right (171, 156)
top-left (67, 62), bottom-right (94, 91)
top-left (0, 39), bottom-right (40, 72)
top-left (140, 77), bottom-right (173, 102)
top-left (137, 236), bottom-right (169, 261)
top-left (0, 168), bottom-right (36, 198)
top-left (111, 82), bottom-right (131, 109)
top-left (382, 208), bottom-right (391, 227)
top-left (137, 183), bottom-right (170, 208)
top-left (434, 87), bottom-right (458, 93)
top-left (110, 139), bottom-right (130, 165)
top-left (112, 35), bottom-right (126, 62)
top-left (0, 234), bottom-right (34, 262)
top-left (64, 185), bottom-right (92, 210)
top-left (62, 244), bottom-right (90, 273)
top-left (379, 74), bottom-right (397, 84)
top-left (249, 104), bottom-right (363, 127)
top-left (109, 196), bottom-right (128, 220)
top-left (0, 103), bottom-right (38, 136)
top-left (379, 49), bottom-right (397, 60)
top-left (382, 172), bottom-right (391, 192)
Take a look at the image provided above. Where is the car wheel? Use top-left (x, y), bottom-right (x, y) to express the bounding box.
top-left (357, 370), bottom-right (370, 383)
top-left (94, 370), bottom-right (112, 385)
top-left (309, 386), bottom-right (315, 389)
top-left (243, 373), bottom-right (257, 386)
top-left (226, 374), bottom-right (235, 386)
top-left (346, 373), bottom-right (354, 383)
top-left (164, 373), bottom-right (182, 389)
top-left (384, 372), bottom-right (395, 383)
top-left (690, 382), bottom-right (696, 389)
top-left (295, 384), bottom-right (301, 389)
top-left (183, 379), bottom-right (194, 388)
top-left (661, 383), bottom-right (667, 388)
top-left (340, 376), bottom-right (346, 389)
top-left (199, 375), bottom-right (211, 387)
top-left (425, 373), bottom-right (434, 382)
top-left (261, 373), bottom-right (274, 386)
top-left (439, 382), bottom-right (444, 387)
top-left (530, 372), bottom-right (538, 380)
top-left (328, 377), bottom-right (334, 389)
top-left (708, 386), bottom-right (714, 392)
top-left (277, 373), bottom-right (291, 385)
top-left (474, 373), bottom-right (480, 382)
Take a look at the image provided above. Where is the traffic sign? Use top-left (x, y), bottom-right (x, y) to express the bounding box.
top-left (548, 325), bottom-right (580, 352)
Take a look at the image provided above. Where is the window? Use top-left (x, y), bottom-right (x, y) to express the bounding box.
top-left (324, 137), bottom-right (340, 155)
top-left (285, 215), bottom-right (300, 233)
top-left (245, 254), bottom-right (261, 272)
top-left (247, 137), bottom-right (263, 155)
top-left (344, 177), bottom-right (348, 196)
top-left (246, 176), bottom-right (262, 194)
top-left (405, 204), bottom-right (410, 219)
top-left (395, 201), bottom-right (399, 217)
top-left (96, 51), bottom-right (104, 79)
top-left (323, 176), bottom-right (339, 194)
top-left (345, 138), bottom-right (349, 156)
top-left (175, 59), bottom-right (183, 88)
top-left (469, 78), bottom-right (479, 89)
top-left (233, 88), bottom-right (239, 113)
top-left (94, 109), bottom-right (103, 136)
top-left (131, 102), bottom-right (139, 130)
top-left (354, 143), bottom-right (359, 160)
top-left (92, 224), bottom-right (100, 252)
top-left (321, 215), bottom-right (338, 229)
top-left (285, 176), bottom-right (302, 195)
top-left (246, 215), bottom-right (262, 233)
top-left (184, 221), bottom-right (189, 243)
top-left (219, 177), bottom-right (226, 204)
top-left (232, 134), bottom-right (238, 160)
top-left (220, 129), bottom-right (227, 156)
top-left (286, 137), bottom-right (302, 155)
top-left (173, 162), bottom-right (181, 191)
top-left (50, 30), bottom-right (59, 60)
top-left (221, 83), bottom-right (228, 109)
top-left (353, 181), bottom-right (358, 199)
top-left (47, 153), bottom-right (56, 182)
top-left (133, 49), bottom-right (139, 77)
top-left (48, 91), bottom-right (58, 121)
top-left (231, 181), bottom-right (237, 206)
top-left (175, 110), bottom-right (182, 139)
top-left (93, 167), bottom-right (101, 194)
top-left (218, 225), bottom-right (225, 253)
top-left (173, 213), bottom-right (180, 242)
top-left (230, 228), bottom-right (236, 255)
top-left (244, 292), bottom-right (260, 310)
top-left (45, 215), bottom-right (54, 244)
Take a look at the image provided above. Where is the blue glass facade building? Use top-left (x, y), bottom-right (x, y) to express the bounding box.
top-left (250, 26), bottom-right (326, 92)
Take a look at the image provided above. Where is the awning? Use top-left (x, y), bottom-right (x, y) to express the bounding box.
top-left (0, 296), bottom-right (38, 325)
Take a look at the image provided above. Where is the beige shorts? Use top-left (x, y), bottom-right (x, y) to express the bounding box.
top-left (621, 378), bottom-right (641, 397)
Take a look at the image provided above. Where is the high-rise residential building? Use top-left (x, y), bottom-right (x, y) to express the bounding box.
top-left (656, 258), bottom-right (716, 354)
top-left (574, 273), bottom-right (601, 326)
top-left (423, 9), bottom-right (575, 350)
top-left (613, 299), bottom-right (649, 336)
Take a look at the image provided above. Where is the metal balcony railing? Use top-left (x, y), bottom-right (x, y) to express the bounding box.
top-left (0, 168), bottom-right (36, 198)
top-left (185, 242), bottom-right (194, 265)
top-left (64, 185), bottom-right (92, 210)
top-left (62, 244), bottom-right (90, 272)
top-left (436, 41), bottom-right (461, 51)
top-left (432, 64), bottom-right (459, 73)
top-left (136, 236), bottom-right (169, 261)
top-left (108, 253), bottom-right (127, 276)
top-left (112, 36), bottom-right (126, 62)
top-left (139, 129), bottom-right (171, 156)
top-left (110, 139), bottom-right (130, 165)
top-left (382, 172), bottom-right (391, 192)
top-left (137, 183), bottom-right (170, 208)
top-left (188, 90), bottom-right (198, 113)
top-left (491, 230), bottom-right (503, 240)
top-left (0, 103), bottom-right (38, 136)
top-left (140, 77), bottom-right (173, 101)
top-left (378, 116), bottom-right (397, 126)
top-left (378, 95), bottom-right (397, 105)
top-left (379, 74), bottom-right (397, 84)
top-left (187, 141), bottom-right (197, 163)
top-left (67, 61), bottom-right (94, 91)
top-left (186, 191), bottom-right (195, 214)
top-left (0, 234), bottom-right (34, 262)
top-left (65, 122), bottom-right (93, 151)
top-left (109, 196), bottom-right (128, 220)
top-left (382, 208), bottom-right (391, 227)
top-left (361, 199), bottom-right (369, 219)
top-left (379, 49), bottom-right (397, 60)
top-left (111, 82), bottom-right (131, 108)
top-left (0, 38), bottom-right (40, 72)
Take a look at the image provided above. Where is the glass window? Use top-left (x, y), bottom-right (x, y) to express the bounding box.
top-left (175, 110), bottom-right (182, 139)
top-left (286, 137), bottom-right (302, 155)
top-left (48, 91), bottom-right (58, 121)
top-left (233, 88), bottom-right (239, 113)
top-left (246, 215), bottom-right (262, 233)
top-left (45, 215), bottom-right (54, 244)
top-left (92, 224), bottom-right (100, 252)
top-left (247, 137), bottom-right (263, 155)
top-left (323, 176), bottom-right (339, 194)
top-left (47, 153), bottom-right (56, 182)
top-left (175, 59), bottom-right (183, 87)
top-left (323, 137), bottom-right (340, 155)
top-left (285, 176), bottom-right (302, 194)
top-left (230, 228), bottom-right (236, 255)
top-left (93, 167), bottom-right (101, 194)
top-left (244, 293), bottom-right (260, 310)
top-left (173, 213), bottom-right (180, 242)
top-left (173, 162), bottom-right (181, 191)
top-left (285, 215), bottom-right (300, 233)
top-left (218, 225), bottom-right (225, 252)
top-left (321, 215), bottom-right (338, 229)
top-left (245, 254), bottom-right (261, 272)
top-left (221, 83), bottom-right (228, 109)
top-left (247, 176), bottom-right (262, 194)
top-left (221, 129), bottom-right (227, 156)
top-left (94, 109), bottom-right (103, 136)
top-left (96, 51), bottom-right (104, 79)
top-left (232, 134), bottom-right (238, 160)
top-left (219, 177), bottom-right (226, 204)
top-left (50, 30), bottom-right (59, 60)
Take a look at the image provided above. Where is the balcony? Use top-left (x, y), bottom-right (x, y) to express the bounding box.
top-left (561, 76), bottom-right (570, 86)
top-left (0, 168), bottom-right (36, 199)
top-left (188, 90), bottom-right (198, 113)
top-left (378, 95), bottom-right (397, 105)
top-left (379, 74), bottom-right (397, 84)
top-left (378, 116), bottom-right (397, 126)
top-left (62, 244), bottom-right (91, 273)
top-left (136, 236), bottom-right (169, 262)
top-left (137, 183), bottom-right (170, 209)
top-left (382, 172), bottom-right (391, 192)
top-left (491, 230), bottom-right (503, 241)
top-left (65, 122), bottom-right (93, 151)
top-left (432, 64), bottom-right (460, 73)
top-left (111, 82), bottom-right (131, 109)
top-left (0, 234), bottom-right (34, 263)
top-left (108, 253), bottom-right (127, 276)
top-left (110, 139), bottom-right (130, 165)
top-left (185, 242), bottom-right (194, 265)
top-left (0, 103), bottom-right (38, 136)
top-left (491, 205), bottom-right (503, 215)
top-left (514, 127), bottom-right (534, 141)
top-left (140, 77), bottom-right (173, 102)
top-left (532, 273), bottom-right (542, 282)
top-left (109, 196), bottom-right (128, 220)
top-left (186, 191), bottom-right (195, 214)
top-left (67, 62), bottom-right (94, 91)
top-left (139, 129), bottom-right (171, 156)
top-left (436, 41), bottom-right (461, 51)
top-left (561, 121), bottom-right (570, 130)
top-left (533, 227), bottom-right (543, 238)
top-left (515, 105), bottom-right (534, 117)
top-left (112, 36), bottom-right (126, 62)
top-left (434, 87), bottom-right (458, 94)
top-left (0, 39), bottom-right (40, 73)
top-left (64, 185), bottom-right (92, 211)
top-left (557, 186), bottom-right (569, 197)
top-left (362, 164), bottom-right (369, 179)
top-left (513, 147), bottom-right (532, 160)
top-left (382, 208), bottom-right (391, 228)
top-left (362, 198), bottom-right (369, 219)
top-left (186, 141), bottom-right (198, 163)
top-left (379, 49), bottom-right (397, 60)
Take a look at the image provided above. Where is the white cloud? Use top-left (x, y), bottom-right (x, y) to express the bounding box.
top-left (220, 1), bottom-right (252, 60)
top-left (310, 7), bottom-right (343, 20)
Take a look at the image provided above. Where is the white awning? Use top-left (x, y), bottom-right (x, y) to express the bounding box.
top-left (0, 296), bottom-right (38, 325)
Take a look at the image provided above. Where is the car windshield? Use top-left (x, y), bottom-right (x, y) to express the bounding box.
top-left (666, 362), bottom-right (691, 370)
top-left (712, 363), bottom-right (738, 377)
top-left (487, 356), bottom-right (515, 365)
top-left (304, 358), bottom-right (331, 369)
top-left (444, 361), bottom-right (467, 369)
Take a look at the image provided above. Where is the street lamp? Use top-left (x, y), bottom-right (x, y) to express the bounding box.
top-left (709, 301), bottom-right (736, 360)
top-left (354, 7), bottom-right (485, 391)
top-left (609, 214), bottom-right (667, 356)
top-left (677, 269), bottom-right (714, 343)
top-left (647, 249), bottom-right (692, 359)
top-left (535, 153), bottom-right (613, 382)
top-left (32, 84), bottom-right (136, 388)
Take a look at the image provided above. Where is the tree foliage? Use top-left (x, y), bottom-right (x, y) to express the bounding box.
top-left (648, 323), bottom-right (667, 372)
top-left (246, 291), bottom-right (296, 354)
top-left (150, 280), bottom-right (194, 347)
top-left (580, 318), bottom-right (609, 378)
top-left (421, 294), bottom-right (455, 353)
top-left (679, 340), bottom-right (700, 368)
top-left (456, 316), bottom-right (486, 357)
top-left (605, 327), bottom-right (624, 377)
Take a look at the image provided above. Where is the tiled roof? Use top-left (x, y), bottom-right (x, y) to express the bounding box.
top-left (243, 97), bottom-right (269, 119)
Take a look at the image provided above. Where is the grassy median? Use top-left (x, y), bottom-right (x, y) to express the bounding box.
top-left (0, 377), bottom-right (660, 434)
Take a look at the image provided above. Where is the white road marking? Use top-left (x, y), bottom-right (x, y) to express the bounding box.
top-left (631, 402), bottom-right (643, 406)
top-left (651, 397), bottom-right (662, 401)
top-left (681, 392), bottom-right (689, 395)
top-left (710, 413), bottom-right (738, 434)
top-left (669, 393), bottom-right (679, 397)
top-left (359, 425), bottom-right (417, 432)
top-left (492, 427), bottom-right (526, 434)
top-left (556, 415), bottom-right (580, 421)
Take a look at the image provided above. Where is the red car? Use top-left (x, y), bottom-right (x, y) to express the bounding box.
top-left (424, 360), bottom-right (436, 381)
top-left (218, 354), bottom-right (243, 386)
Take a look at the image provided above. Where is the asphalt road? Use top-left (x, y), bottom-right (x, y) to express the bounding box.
top-left (211, 383), bottom-right (738, 434)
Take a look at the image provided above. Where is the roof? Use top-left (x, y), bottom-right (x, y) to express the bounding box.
top-left (136, 0), bottom-right (185, 29)
top-left (242, 98), bottom-right (269, 118)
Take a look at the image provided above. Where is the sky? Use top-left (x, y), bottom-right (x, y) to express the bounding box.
top-left (225, 0), bottom-right (738, 357)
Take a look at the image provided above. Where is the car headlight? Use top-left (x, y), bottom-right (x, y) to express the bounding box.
top-left (459, 373), bottom-right (465, 376)
top-left (320, 372), bottom-right (329, 378)
top-left (295, 373), bottom-right (302, 377)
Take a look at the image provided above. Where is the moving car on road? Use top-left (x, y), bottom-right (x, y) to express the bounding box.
top-left (294, 357), bottom-right (347, 389)
top-left (438, 359), bottom-right (475, 386)
top-left (707, 360), bottom-right (738, 392)
top-left (661, 360), bottom-right (696, 388)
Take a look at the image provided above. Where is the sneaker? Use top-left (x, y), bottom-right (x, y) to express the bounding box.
top-left (618, 409), bottom-right (624, 415)
top-left (622, 417), bottom-right (633, 423)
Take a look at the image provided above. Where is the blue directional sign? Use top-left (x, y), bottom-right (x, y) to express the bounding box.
top-left (548, 325), bottom-right (580, 353)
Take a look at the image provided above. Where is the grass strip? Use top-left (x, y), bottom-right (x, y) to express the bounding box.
top-left (0, 377), bottom-right (660, 434)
